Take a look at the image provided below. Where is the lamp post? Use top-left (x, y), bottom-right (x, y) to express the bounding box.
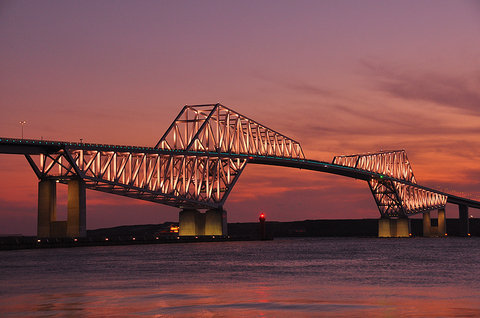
top-left (19, 121), bottom-right (26, 139)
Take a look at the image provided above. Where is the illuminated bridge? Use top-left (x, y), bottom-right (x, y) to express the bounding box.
top-left (1, 104), bottom-right (479, 238)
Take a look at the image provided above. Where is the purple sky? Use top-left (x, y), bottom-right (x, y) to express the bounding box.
top-left (1, 1), bottom-right (480, 235)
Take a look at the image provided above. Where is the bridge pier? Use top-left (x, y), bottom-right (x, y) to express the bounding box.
top-left (67, 179), bottom-right (86, 237)
top-left (37, 179), bottom-right (86, 238)
top-left (459, 204), bottom-right (469, 237)
top-left (178, 209), bottom-right (200, 236)
top-left (423, 209), bottom-right (446, 237)
top-left (38, 179), bottom-right (57, 238)
top-left (378, 217), bottom-right (410, 238)
top-left (205, 209), bottom-right (227, 236)
top-left (179, 208), bottom-right (227, 236)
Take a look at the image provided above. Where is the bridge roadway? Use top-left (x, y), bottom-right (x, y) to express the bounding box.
top-left (250, 155), bottom-right (480, 209)
top-left (1, 137), bottom-right (480, 209)
top-left (1, 137), bottom-right (480, 238)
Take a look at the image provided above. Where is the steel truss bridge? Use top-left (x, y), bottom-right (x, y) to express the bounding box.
top-left (1, 103), bottom-right (479, 237)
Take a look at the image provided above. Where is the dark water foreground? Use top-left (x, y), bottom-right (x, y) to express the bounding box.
top-left (1, 237), bottom-right (480, 317)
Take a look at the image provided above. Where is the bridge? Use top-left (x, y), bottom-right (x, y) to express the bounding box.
top-left (1, 103), bottom-right (479, 238)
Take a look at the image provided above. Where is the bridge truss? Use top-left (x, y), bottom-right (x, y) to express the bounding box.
top-left (1, 103), bottom-right (469, 219)
top-left (333, 151), bottom-right (447, 217)
top-left (16, 104), bottom-right (305, 209)
top-left (155, 104), bottom-right (305, 159)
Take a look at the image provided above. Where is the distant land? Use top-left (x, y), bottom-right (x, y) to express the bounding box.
top-left (87, 218), bottom-right (480, 238)
top-left (2, 218), bottom-right (479, 250)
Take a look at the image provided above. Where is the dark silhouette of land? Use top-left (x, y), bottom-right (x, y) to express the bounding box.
top-left (2, 218), bottom-right (478, 250)
top-left (86, 218), bottom-right (480, 238)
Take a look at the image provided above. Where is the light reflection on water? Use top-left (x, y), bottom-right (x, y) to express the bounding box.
top-left (1, 237), bottom-right (480, 317)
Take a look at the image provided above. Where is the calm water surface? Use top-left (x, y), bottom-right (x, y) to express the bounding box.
top-left (1, 237), bottom-right (480, 317)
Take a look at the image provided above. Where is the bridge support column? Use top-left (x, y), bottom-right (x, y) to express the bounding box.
top-left (396, 217), bottom-right (410, 237)
top-left (205, 209), bottom-right (227, 236)
top-left (37, 179), bottom-right (86, 238)
top-left (179, 209), bottom-right (200, 236)
top-left (179, 209), bottom-right (206, 236)
top-left (37, 179), bottom-right (57, 238)
top-left (438, 208), bottom-right (446, 236)
top-left (459, 204), bottom-right (469, 237)
top-left (423, 209), bottom-right (446, 237)
top-left (378, 217), bottom-right (391, 238)
top-left (67, 179), bottom-right (86, 237)
top-left (378, 217), bottom-right (410, 238)
top-left (179, 208), bottom-right (227, 236)
top-left (423, 212), bottom-right (431, 237)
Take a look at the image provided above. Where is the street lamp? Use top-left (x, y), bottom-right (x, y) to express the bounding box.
top-left (19, 121), bottom-right (26, 139)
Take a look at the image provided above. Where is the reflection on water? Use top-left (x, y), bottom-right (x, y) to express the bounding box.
top-left (1, 237), bottom-right (480, 317)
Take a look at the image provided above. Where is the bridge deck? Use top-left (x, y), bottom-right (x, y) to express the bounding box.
top-left (2, 137), bottom-right (480, 210)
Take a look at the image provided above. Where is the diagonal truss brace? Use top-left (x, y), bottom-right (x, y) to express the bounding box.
top-left (335, 150), bottom-right (447, 217)
top-left (155, 104), bottom-right (305, 160)
top-left (26, 148), bottom-right (249, 209)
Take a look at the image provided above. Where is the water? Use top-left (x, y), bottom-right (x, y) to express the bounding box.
top-left (1, 237), bottom-right (480, 317)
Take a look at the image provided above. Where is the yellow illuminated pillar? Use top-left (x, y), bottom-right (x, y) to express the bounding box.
top-left (179, 209), bottom-right (198, 236)
top-left (67, 179), bottom-right (86, 237)
top-left (205, 209), bottom-right (227, 236)
top-left (378, 217), bottom-right (391, 237)
top-left (37, 179), bottom-right (56, 238)
top-left (423, 212), bottom-right (431, 237)
top-left (395, 217), bottom-right (410, 237)
top-left (438, 208), bottom-right (446, 236)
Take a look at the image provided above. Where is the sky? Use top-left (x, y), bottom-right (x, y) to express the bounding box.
top-left (1, 0), bottom-right (480, 235)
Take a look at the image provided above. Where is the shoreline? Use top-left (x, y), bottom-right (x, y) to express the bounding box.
top-left (2, 218), bottom-right (478, 250)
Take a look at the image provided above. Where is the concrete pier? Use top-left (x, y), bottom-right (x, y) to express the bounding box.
top-left (378, 217), bottom-right (410, 237)
top-left (179, 208), bottom-right (227, 236)
top-left (37, 179), bottom-right (57, 238)
top-left (438, 208), bottom-right (446, 236)
top-left (178, 209), bottom-right (199, 236)
top-left (459, 204), bottom-right (469, 237)
top-left (37, 178), bottom-right (86, 238)
top-left (422, 209), bottom-right (446, 237)
top-left (423, 211), bottom-right (431, 237)
top-left (378, 217), bottom-right (391, 238)
top-left (205, 209), bottom-right (227, 236)
top-left (67, 179), bottom-right (86, 237)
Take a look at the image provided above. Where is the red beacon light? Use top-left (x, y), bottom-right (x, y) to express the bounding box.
top-left (259, 213), bottom-right (266, 239)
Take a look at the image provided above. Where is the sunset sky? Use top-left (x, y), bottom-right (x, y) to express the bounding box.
top-left (1, 1), bottom-right (480, 235)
